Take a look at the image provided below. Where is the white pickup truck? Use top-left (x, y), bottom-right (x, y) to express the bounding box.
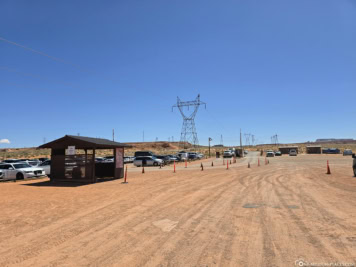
top-left (223, 150), bottom-right (234, 158)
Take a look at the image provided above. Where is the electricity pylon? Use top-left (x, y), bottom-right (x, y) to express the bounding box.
top-left (172, 94), bottom-right (206, 149)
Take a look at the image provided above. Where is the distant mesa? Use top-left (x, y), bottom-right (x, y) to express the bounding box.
top-left (315, 138), bottom-right (355, 143)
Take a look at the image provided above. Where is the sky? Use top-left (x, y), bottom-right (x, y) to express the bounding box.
top-left (0, 0), bottom-right (355, 147)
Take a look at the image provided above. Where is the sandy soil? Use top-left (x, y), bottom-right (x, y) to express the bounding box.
top-left (0, 152), bottom-right (355, 266)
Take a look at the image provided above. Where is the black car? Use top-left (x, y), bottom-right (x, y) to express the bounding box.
top-left (134, 151), bottom-right (155, 158)
top-left (274, 151), bottom-right (282, 156)
top-left (38, 157), bottom-right (50, 162)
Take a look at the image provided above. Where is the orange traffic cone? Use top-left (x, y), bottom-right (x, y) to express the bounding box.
top-left (326, 160), bottom-right (331, 174)
top-left (122, 165), bottom-right (128, 184)
top-left (201, 163), bottom-right (204, 171)
top-left (142, 165), bottom-right (145, 174)
top-left (211, 161), bottom-right (214, 167)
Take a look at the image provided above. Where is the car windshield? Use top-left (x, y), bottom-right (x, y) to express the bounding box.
top-left (14, 163), bottom-right (32, 169)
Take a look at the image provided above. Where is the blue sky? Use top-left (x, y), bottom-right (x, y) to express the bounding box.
top-left (0, 0), bottom-right (355, 147)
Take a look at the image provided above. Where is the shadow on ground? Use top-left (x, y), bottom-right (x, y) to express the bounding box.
top-left (22, 178), bottom-right (121, 187)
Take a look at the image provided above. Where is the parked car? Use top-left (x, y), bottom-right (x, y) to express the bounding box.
top-left (0, 170), bottom-right (4, 180)
top-left (196, 153), bottom-right (204, 159)
top-left (1, 159), bottom-right (24, 163)
top-left (329, 148), bottom-right (340, 154)
top-left (343, 149), bottom-right (353, 156)
top-left (274, 151), bottom-right (282, 156)
top-left (103, 156), bottom-right (114, 162)
top-left (289, 149), bottom-right (297, 156)
top-left (95, 157), bottom-right (106, 162)
top-left (39, 160), bottom-right (51, 176)
top-left (223, 150), bottom-right (234, 158)
top-left (133, 156), bottom-right (163, 167)
top-left (266, 151), bottom-right (275, 157)
top-left (0, 163), bottom-right (45, 180)
top-left (134, 151), bottom-right (155, 158)
top-left (155, 155), bottom-right (170, 165)
top-left (323, 148), bottom-right (340, 154)
top-left (188, 152), bottom-right (198, 160)
top-left (38, 157), bottom-right (50, 162)
top-left (124, 156), bottom-right (135, 163)
top-left (167, 155), bottom-right (179, 162)
top-left (20, 159), bottom-right (41, 166)
top-left (177, 151), bottom-right (188, 160)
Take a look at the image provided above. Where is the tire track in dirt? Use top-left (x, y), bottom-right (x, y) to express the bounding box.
top-left (0, 171), bottom-right (244, 266)
top-left (16, 170), bottom-right (246, 266)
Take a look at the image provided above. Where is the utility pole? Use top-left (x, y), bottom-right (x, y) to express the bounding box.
top-left (208, 137), bottom-right (212, 157)
top-left (220, 134), bottom-right (224, 147)
top-left (240, 129), bottom-right (243, 157)
top-left (244, 133), bottom-right (250, 147)
top-left (112, 129), bottom-right (115, 141)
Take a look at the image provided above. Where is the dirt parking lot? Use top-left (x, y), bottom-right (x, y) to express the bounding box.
top-left (0, 152), bottom-right (355, 266)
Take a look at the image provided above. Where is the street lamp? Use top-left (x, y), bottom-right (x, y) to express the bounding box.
top-left (208, 137), bottom-right (212, 157)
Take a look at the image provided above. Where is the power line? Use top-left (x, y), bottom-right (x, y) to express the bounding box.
top-left (0, 36), bottom-right (94, 75)
top-left (0, 36), bottom-right (121, 84)
top-left (0, 66), bottom-right (76, 88)
top-left (0, 66), bottom-right (99, 92)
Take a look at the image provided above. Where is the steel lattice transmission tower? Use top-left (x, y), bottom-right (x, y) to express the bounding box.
top-left (172, 94), bottom-right (206, 148)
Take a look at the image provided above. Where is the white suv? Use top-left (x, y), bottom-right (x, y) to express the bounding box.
top-left (289, 149), bottom-right (297, 156)
top-left (0, 163), bottom-right (45, 180)
top-left (223, 150), bottom-right (234, 158)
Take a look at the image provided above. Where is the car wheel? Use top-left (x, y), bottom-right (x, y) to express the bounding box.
top-left (354, 168), bottom-right (356, 177)
top-left (16, 173), bottom-right (24, 180)
top-left (153, 162), bottom-right (158, 166)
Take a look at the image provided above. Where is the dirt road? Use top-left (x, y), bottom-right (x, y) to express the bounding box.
top-left (0, 152), bottom-right (355, 266)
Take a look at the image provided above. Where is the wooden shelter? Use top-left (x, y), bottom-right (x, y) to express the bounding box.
top-left (39, 135), bottom-right (131, 183)
top-left (306, 146), bottom-right (322, 154)
top-left (278, 146), bottom-right (299, 154)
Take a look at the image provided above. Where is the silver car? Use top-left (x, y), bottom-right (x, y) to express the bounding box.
top-left (39, 160), bottom-right (51, 176)
top-left (133, 156), bottom-right (163, 167)
top-left (0, 163), bottom-right (45, 180)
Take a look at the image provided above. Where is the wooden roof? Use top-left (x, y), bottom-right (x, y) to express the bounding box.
top-left (39, 135), bottom-right (132, 149)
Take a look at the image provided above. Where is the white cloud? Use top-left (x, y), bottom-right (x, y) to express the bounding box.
top-left (0, 139), bottom-right (10, 144)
